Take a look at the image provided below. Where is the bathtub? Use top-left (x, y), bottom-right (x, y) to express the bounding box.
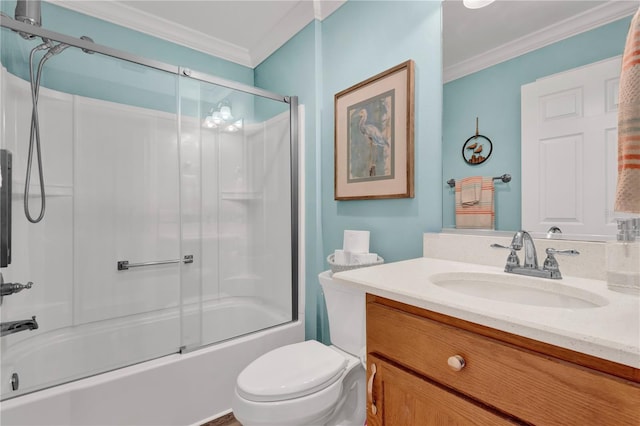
top-left (0, 297), bottom-right (304, 426)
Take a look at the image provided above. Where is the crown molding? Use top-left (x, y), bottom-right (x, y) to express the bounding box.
top-left (250, 1), bottom-right (316, 68)
top-left (249, 0), bottom-right (345, 66)
top-left (444, 1), bottom-right (639, 83)
top-left (52, 0), bottom-right (252, 67)
top-left (52, 0), bottom-right (346, 69)
top-left (314, 0), bottom-right (347, 21)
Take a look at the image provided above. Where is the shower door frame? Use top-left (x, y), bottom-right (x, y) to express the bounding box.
top-left (0, 13), bottom-right (299, 328)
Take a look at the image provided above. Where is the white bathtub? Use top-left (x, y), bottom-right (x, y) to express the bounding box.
top-left (0, 297), bottom-right (304, 426)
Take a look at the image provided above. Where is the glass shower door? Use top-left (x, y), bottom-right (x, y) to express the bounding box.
top-left (0, 26), bottom-right (183, 398)
top-left (179, 75), bottom-right (295, 349)
top-left (1, 18), bottom-right (297, 398)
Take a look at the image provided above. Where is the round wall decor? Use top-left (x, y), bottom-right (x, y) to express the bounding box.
top-left (462, 134), bottom-right (492, 165)
top-left (462, 118), bottom-right (492, 165)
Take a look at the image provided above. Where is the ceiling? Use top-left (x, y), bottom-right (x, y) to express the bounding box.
top-left (54, 0), bottom-right (638, 80)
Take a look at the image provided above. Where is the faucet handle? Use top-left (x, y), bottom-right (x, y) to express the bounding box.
top-left (543, 248), bottom-right (579, 279)
top-left (545, 248), bottom-right (579, 256)
top-left (0, 273), bottom-right (35, 304)
top-left (490, 243), bottom-right (511, 250)
top-left (491, 244), bottom-right (520, 271)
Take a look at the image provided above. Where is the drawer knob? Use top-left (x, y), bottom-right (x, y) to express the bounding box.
top-left (447, 355), bottom-right (466, 371)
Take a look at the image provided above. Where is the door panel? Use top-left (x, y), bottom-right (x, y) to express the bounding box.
top-left (521, 56), bottom-right (621, 236)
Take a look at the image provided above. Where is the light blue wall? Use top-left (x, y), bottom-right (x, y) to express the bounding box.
top-left (442, 16), bottom-right (632, 231)
top-left (320, 0), bottom-right (442, 264)
top-left (256, 1), bottom-right (443, 342)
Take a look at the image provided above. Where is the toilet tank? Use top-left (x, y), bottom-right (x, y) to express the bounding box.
top-left (318, 271), bottom-right (365, 356)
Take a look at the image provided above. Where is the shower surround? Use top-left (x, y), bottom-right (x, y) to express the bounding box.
top-left (0, 13), bottom-right (303, 421)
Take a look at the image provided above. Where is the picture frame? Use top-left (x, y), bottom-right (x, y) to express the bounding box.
top-left (334, 60), bottom-right (414, 200)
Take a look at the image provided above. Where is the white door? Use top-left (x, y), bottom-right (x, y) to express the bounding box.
top-left (521, 56), bottom-right (621, 237)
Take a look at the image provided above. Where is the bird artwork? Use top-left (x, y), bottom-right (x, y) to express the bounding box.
top-left (468, 145), bottom-right (486, 163)
top-left (462, 119), bottom-right (492, 165)
top-left (357, 108), bottom-right (390, 177)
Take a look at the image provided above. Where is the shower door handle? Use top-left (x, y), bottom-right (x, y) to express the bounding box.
top-left (117, 255), bottom-right (194, 271)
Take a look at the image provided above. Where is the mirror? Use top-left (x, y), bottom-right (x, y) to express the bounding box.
top-left (441, 0), bottom-right (637, 238)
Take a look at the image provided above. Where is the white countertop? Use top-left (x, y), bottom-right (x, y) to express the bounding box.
top-left (332, 257), bottom-right (640, 368)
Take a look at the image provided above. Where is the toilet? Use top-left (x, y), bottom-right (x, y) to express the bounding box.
top-left (232, 271), bottom-right (366, 426)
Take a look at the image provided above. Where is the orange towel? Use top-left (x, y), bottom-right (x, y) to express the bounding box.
top-left (455, 176), bottom-right (495, 229)
top-left (615, 7), bottom-right (640, 213)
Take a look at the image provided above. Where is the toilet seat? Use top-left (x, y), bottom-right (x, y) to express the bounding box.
top-left (236, 340), bottom-right (348, 402)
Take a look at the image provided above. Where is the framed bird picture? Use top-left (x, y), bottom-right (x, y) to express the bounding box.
top-left (334, 60), bottom-right (415, 200)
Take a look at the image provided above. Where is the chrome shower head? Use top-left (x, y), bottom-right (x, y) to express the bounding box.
top-left (15, 0), bottom-right (41, 26)
top-left (14, 0), bottom-right (41, 40)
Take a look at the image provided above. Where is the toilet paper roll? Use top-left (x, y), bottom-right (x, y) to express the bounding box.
top-left (351, 253), bottom-right (378, 265)
top-left (343, 230), bottom-right (370, 254)
top-left (333, 249), bottom-right (350, 265)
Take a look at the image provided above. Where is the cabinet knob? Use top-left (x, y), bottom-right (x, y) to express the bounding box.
top-left (447, 355), bottom-right (466, 371)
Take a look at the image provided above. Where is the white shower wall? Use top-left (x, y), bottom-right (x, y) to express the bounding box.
top-left (0, 67), bottom-right (184, 394)
top-left (1, 67), bottom-right (182, 328)
top-left (0, 69), bottom-right (73, 345)
top-left (74, 96), bottom-right (181, 324)
top-left (2, 68), bottom-right (75, 342)
top-left (208, 113), bottom-right (293, 315)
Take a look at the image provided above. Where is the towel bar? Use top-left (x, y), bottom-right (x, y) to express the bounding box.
top-left (117, 255), bottom-right (194, 271)
top-left (447, 174), bottom-right (511, 188)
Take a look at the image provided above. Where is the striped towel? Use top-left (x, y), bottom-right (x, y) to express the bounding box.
top-left (615, 7), bottom-right (640, 213)
top-left (455, 176), bottom-right (495, 229)
top-left (460, 176), bottom-right (481, 206)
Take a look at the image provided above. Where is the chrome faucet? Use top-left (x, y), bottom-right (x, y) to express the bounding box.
top-left (492, 230), bottom-right (579, 279)
top-left (510, 230), bottom-right (538, 269)
top-left (1, 316), bottom-right (38, 337)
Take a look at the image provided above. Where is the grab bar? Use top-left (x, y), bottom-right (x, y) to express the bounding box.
top-left (117, 255), bottom-right (194, 271)
top-left (446, 173), bottom-right (511, 188)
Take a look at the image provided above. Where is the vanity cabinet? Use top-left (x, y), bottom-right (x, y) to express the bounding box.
top-left (366, 294), bottom-right (640, 425)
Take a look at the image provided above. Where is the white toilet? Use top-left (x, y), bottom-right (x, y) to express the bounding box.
top-left (232, 271), bottom-right (366, 426)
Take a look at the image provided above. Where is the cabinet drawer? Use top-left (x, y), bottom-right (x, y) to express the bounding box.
top-left (367, 354), bottom-right (519, 426)
top-left (367, 300), bottom-right (640, 425)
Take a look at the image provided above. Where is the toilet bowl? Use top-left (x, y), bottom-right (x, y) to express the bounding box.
top-left (232, 271), bottom-right (366, 426)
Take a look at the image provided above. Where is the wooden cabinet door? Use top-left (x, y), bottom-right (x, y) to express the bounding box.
top-left (367, 355), bottom-right (519, 426)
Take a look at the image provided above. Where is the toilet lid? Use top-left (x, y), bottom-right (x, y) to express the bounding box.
top-left (236, 340), bottom-right (348, 402)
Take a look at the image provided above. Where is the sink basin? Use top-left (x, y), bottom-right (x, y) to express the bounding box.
top-left (430, 272), bottom-right (608, 309)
